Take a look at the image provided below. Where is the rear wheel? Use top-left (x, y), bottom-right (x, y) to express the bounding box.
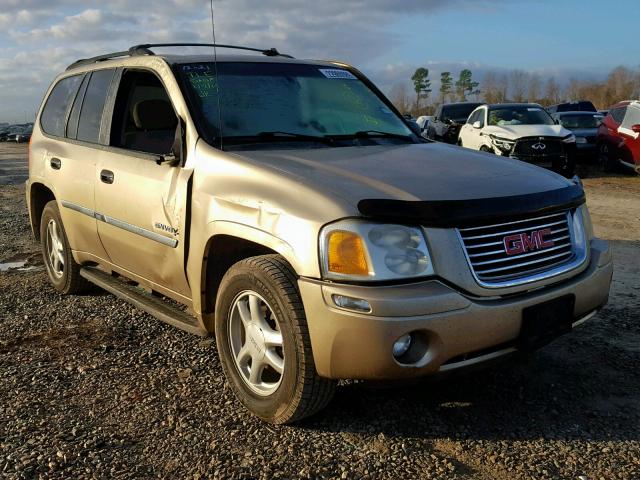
top-left (215, 255), bottom-right (335, 424)
top-left (40, 201), bottom-right (90, 294)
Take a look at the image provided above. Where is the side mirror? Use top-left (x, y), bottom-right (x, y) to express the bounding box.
top-left (472, 121), bottom-right (482, 129)
top-left (156, 117), bottom-right (184, 166)
top-left (407, 121), bottom-right (422, 136)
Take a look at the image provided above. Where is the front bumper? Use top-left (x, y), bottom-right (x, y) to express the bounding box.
top-left (299, 239), bottom-right (612, 380)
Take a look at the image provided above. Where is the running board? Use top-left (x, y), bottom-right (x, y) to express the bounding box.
top-left (80, 267), bottom-right (208, 337)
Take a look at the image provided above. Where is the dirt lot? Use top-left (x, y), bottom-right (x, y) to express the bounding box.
top-left (1, 143), bottom-right (639, 479)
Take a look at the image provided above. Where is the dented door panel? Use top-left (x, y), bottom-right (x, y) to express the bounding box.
top-left (94, 149), bottom-right (192, 296)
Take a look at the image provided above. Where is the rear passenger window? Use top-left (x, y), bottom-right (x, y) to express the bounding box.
top-left (40, 75), bottom-right (83, 137)
top-left (66, 74), bottom-right (90, 139)
top-left (77, 69), bottom-right (115, 143)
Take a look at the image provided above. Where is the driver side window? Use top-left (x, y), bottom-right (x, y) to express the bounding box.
top-left (110, 70), bottom-right (178, 155)
top-left (477, 109), bottom-right (485, 128)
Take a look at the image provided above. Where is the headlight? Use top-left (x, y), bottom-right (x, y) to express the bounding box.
top-left (562, 134), bottom-right (576, 143)
top-left (489, 135), bottom-right (515, 152)
top-left (319, 220), bottom-right (434, 281)
top-left (580, 205), bottom-right (594, 240)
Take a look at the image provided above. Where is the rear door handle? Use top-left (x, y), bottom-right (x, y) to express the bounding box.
top-left (50, 157), bottom-right (61, 170)
top-left (100, 169), bottom-right (114, 184)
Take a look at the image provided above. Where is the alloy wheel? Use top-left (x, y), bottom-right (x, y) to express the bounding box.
top-left (45, 219), bottom-right (65, 278)
top-left (228, 291), bottom-right (285, 396)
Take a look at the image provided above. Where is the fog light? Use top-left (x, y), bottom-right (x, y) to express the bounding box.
top-left (332, 294), bottom-right (371, 313)
top-left (392, 334), bottom-right (412, 358)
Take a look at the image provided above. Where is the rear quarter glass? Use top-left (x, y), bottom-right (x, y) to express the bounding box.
top-left (40, 75), bottom-right (84, 137)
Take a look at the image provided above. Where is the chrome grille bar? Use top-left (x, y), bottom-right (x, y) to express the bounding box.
top-left (461, 219), bottom-right (567, 240)
top-left (456, 209), bottom-right (588, 288)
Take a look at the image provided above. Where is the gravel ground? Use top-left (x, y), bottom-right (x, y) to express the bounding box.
top-left (1, 144), bottom-right (639, 479)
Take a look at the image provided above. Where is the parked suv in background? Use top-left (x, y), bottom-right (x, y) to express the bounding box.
top-left (28, 44), bottom-right (612, 424)
top-left (547, 101), bottom-right (597, 114)
top-left (426, 102), bottom-right (483, 144)
top-left (14, 125), bottom-right (33, 143)
top-left (459, 103), bottom-right (577, 176)
top-left (552, 111), bottom-right (603, 162)
top-left (597, 100), bottom-right (640, 173)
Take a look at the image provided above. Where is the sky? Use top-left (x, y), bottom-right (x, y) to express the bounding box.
top-left (0, 0), bottom-right (639, 123)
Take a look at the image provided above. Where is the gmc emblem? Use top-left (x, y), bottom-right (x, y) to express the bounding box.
top-left (503, 228), bottom-right (554, 256)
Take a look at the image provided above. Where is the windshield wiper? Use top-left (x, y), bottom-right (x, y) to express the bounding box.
top-left (328, 130), bottom-right (414, 142)
top-left (255, 131), bottom-right (334, 145)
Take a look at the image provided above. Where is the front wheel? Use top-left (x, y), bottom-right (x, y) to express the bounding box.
top-left (553, 156), bottom-right (576, 178)
top-left (598, 142), bottom-right (615, 172)
top-left (215, 255), bottom-right (335, 424)
top-left (479, 145), bottom-right (494, 154)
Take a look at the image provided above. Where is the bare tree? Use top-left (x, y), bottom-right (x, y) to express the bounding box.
top-left (566, 78), bottom-right (590, 102)
top-left (389, 84), bottom-right (412, 115)
top-left (543, 77), bottom-right (562, 105)
top-left (605, 66), bottom-right (637, 103)
top-left (497, 74), bottom-right (509, 103)
top-left (510, 70), bottom-right (528, 103)
top-left (527, 74), bottom-right (542, 103)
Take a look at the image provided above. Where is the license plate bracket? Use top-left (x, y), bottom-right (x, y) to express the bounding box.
top-left (518, 295), bottom-right (575, 351)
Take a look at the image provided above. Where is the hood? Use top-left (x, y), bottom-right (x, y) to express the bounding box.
top-left (483, 124), bottom-right (570, 140)
top-left (569, 128), bottom-right (598, 138)
top-left (234, 143), bottom-right (582, 227)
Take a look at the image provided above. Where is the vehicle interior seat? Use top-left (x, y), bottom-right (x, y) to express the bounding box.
top-left (123, 99), bottom-right (177, 154)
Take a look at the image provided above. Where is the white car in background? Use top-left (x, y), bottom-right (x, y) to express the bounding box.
top-left (458, 103), bottom-right (577, 176)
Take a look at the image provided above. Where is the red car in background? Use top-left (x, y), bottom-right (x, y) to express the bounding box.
top-left (597, 100), bottom-right (640, 173)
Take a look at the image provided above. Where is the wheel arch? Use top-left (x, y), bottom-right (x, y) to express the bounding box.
top-left (200, 233), bottom-right (294, 332)
top-left (29, 182), bottom-right (56, 241)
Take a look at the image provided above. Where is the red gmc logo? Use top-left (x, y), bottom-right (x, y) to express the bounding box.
top-left (503, 228), bottom-right (554, 256)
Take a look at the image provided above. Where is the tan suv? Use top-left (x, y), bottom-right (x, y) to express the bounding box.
top-left (27, 43), bottom-right (613, 424)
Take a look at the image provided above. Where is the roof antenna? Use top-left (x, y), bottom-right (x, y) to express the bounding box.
top-left (209, 0), bottom-right (223, 149)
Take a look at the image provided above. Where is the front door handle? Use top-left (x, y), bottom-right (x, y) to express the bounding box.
top-left (50, 157), bottom-right (61, 170)
top-left (100, 169), bottom-right (114, 184)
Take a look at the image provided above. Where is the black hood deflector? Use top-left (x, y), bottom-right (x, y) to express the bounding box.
top-left (358, 183), bottom-right (585, 228)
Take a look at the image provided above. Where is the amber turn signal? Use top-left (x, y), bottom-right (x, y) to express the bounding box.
top-left (327, 230), bottom-right (369, 275)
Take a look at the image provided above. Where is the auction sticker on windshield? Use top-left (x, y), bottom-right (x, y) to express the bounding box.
top-left (319, 69), bottom-right (357, 80)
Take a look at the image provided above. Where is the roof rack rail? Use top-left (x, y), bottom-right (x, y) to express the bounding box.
top-left (130, 43), bottom-right (294, 58)
top-left (66, 43), bottom-right (293, 71)
top-left (66, 47), bottom-right (151, 71)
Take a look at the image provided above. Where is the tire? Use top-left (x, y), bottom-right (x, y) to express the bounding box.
top-left (553, 156), bottom-right (576, 178)
top-left (597, 142), bottom-right (615, 173)
top-left (479, 145), bottom-right (494, 154)
top-left (214, 254), bottom-right (335, 424)
top-left (40, 200), bottom-right (90, 294)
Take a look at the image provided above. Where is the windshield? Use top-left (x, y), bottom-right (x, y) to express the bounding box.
top-left (557, 114), bottom-right (602, 129)
top-left (441, 104), bottom-right (481, 123)
top-left (179, 62), bottom-right (414, 148)
top-left (488, 106), bottom-right (555, 126)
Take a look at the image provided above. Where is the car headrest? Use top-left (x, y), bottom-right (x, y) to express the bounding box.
top-left (133, 99), bottom-right (177, 131)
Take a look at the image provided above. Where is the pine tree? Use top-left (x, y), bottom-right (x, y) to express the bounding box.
top-left (440, 72), bottom-right (452, 103)
top-left (411, 68), bottom-right (432, 112)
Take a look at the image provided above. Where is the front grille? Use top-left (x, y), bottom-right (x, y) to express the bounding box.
top-left (514, 138), bottom-right (563, 156)
top-left (458, 211), bottom-right (576, 285)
